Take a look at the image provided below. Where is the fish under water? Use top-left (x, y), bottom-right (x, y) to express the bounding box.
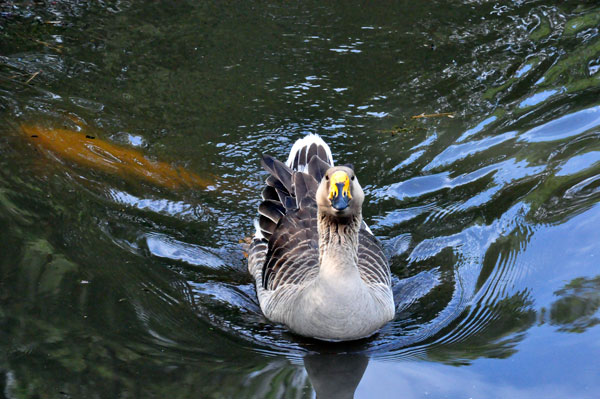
top-left (20, 124), bottom-right (213, 190)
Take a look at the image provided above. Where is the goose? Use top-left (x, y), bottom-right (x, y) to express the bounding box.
top-left (248, 134), bottom-right (395, 341)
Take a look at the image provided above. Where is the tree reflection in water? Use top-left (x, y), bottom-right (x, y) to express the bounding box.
top-left (547, 276), bottom-right (600, 333)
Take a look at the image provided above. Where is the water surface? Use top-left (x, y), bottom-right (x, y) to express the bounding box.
top-left (1, 1), bottom-right (599, 398)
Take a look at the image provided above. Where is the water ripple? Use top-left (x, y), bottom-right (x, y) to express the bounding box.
top-left (145, 233), bottom-right (226, 269)
top-left (519, 105), bottom-right (600, 143)
top-left (424, 131), bottom-right (517, 171)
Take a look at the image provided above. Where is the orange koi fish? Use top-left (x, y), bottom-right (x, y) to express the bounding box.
top-left (21, 124), bottom-right (212, 190)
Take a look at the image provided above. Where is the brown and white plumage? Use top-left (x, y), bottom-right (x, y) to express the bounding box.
top-left (248, 134), bottom-right (394, 341)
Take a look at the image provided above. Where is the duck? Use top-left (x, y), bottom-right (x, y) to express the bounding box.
top-left (248, 134), bottom-right (395, 341)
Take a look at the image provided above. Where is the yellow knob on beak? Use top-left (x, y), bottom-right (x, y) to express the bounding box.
top-left (328, 171), bottom-right (352, 210)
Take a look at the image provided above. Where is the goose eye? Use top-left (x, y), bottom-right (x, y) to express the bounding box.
top-left (351, 175), bottom-right (355, 181)
top-left (325, 175), bottom-right (329, 181)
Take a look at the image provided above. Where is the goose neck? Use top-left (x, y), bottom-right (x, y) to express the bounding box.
top-left (317, 211), bottom-right (361, 277)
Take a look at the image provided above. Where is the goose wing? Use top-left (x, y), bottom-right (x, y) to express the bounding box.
top-left (262, 206), bottom-right (320, 290)
top-left (253, 153), bottom-right (330, 291)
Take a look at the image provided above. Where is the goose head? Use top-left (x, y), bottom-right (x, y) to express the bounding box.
top-left (316, 166), bottom-right (364, 220)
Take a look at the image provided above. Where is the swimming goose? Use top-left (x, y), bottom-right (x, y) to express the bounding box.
top-left (248, 134), bottom-right (395, 341)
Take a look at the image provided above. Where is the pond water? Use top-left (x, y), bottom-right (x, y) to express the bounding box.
top-left (1, 1), bottom-right (600, 397)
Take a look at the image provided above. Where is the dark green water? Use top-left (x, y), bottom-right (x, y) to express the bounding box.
top-left (1, 1), bottom-right (600, 397)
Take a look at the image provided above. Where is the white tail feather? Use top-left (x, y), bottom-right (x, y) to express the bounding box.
top-left (286, 134), bottom-right (334, 172)
top-left (253, 219), bottom-right (265, 240)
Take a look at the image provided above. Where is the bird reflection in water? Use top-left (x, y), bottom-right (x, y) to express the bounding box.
top-left (304, 353), bottom-right (369, 399)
